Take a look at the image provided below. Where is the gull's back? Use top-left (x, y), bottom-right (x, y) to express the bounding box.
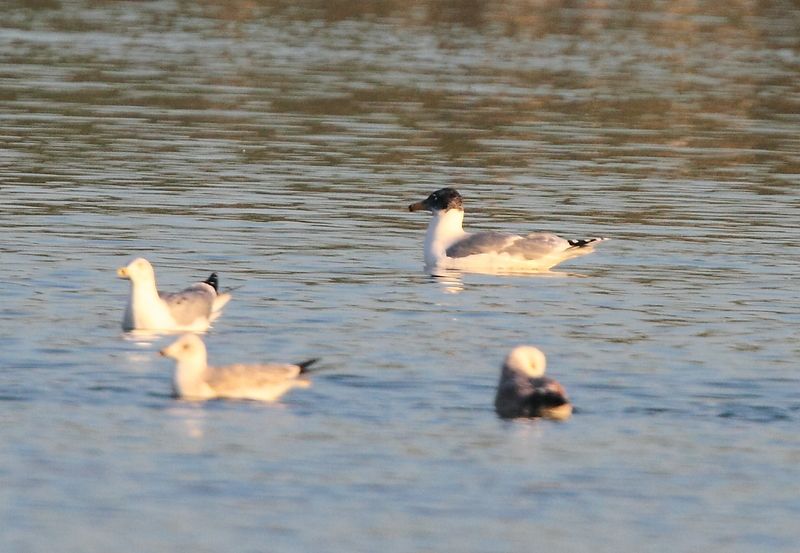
top-left (159, 283), bottom-right (215, 326)
top-left (445, 232), bottom-right (515, 258)
top-left (495, 374), bottom-right (571, 420)
top-left (206, 363), bottom-right (309, 402)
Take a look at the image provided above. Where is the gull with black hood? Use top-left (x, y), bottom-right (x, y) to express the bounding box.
top-left (409, 188), bottom-right (606, 272)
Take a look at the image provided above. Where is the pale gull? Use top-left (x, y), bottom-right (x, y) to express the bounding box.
top-left (117, 257), bottom-right (232, 332)
top-left (494, 346), bottom-right (572, 420)
top-left (160, 334), bottom-right (317, 402)
top-left (409, 188), bottom-right (606, 272)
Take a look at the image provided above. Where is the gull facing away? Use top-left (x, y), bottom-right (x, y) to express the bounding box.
top-left (159, 334), bottom-right (318, 402)
top-left (117, 257), bottom-right (232, 332)
top-left (409, 188), bottom-right (606, 272)
top-left (494, 346), bottom-right (572, 420)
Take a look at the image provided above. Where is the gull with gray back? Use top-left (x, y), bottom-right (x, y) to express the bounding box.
top-left (494, 346), bottom-right (572, 420)
top-left (409, 188), bottom-right (606, 272)
top-left (117, 257), bottom-right (231, 332)
top-left (160, 334), bottom-right (318, 402)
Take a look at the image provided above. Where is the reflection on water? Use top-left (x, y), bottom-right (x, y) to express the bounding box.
top-left (429, 267), bottom-right (589, 294)
top-left (1, 1), bottom-right (799, 552)
top-left (165, 403), bottom-right (209, 440)
top-left (121, 330), bottom-right (192, 344)
top-left (429, 269), bottom-right (467, 295)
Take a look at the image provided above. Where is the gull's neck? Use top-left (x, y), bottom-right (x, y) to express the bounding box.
top-left (173, 355), bottom-right (214, 399)
top-left (424, 208), bottom-right (467, 266)
top-left (123, 277), bottom-right (173, 330)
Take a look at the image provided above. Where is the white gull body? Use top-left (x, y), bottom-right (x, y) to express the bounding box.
top-left (409, 188), bottom-right (606, 272)
top-left (117, 257), bottom-right (231, 332)
top-left (160, 334), bottom-right (316, 402)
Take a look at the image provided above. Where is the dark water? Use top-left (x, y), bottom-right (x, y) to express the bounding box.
top-left (1, 1), bottom-right (799, 551)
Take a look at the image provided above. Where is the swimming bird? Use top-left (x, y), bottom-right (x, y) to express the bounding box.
top-left (159, 334), bottom-right (317, 402)
top-left (409, 188), bottom-right (606, 271)
top-left (494, 346), bottom-right (572, 420)
top-left (117, 257), bottom-right (232, 332)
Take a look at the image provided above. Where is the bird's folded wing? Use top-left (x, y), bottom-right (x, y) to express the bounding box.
top-left (527, 377), bottom-right (569, 406)
top-left (500, 233), bottom-right (570, 260)
top-left (445, 232), bottom-right (517, 258)
top-left (159, 284), bottom-right (215, 325)
top-left (207, 363), bottom-right (302, 390)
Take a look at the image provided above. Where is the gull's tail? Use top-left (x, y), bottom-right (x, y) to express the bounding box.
top-left (567, 237), bottom-right (608, 248)
top-left (209, 293), bottom-right (232, 322)
top-left (296, 359), bottom-right (321, 373)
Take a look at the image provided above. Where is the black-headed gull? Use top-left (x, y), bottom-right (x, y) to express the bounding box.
top-left (409, 188), bottom-right (606, 271)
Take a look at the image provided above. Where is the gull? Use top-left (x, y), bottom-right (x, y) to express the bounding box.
top-left (494, 346), bottom-right (572, 420)
top-left (159, 334), bottom-right (318, 402)
top-left (117, 257), bottom-right (232, 332)
top-left (409, 188), bottom-right (606, 271)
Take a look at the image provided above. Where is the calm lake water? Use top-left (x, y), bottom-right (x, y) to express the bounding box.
top-left (1, 1), bottom-right (799, 551)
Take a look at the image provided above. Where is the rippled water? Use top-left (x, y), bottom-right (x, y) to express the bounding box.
top-left (2, 1), bottom-right (799, 551)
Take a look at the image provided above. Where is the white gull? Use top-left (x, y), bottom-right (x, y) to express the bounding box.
top-left (160, 334), bottom-right (317, 402)
top-left (117, 257), bottom-right (231, 332)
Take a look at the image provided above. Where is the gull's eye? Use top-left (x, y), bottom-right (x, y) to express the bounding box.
top-left (182, 343), bottom-right (190, 351)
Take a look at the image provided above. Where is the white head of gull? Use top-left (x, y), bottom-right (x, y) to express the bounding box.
top-left (504, 345), bottom-right (548, 377)
top-left (409, 188), bottom-right (606, 272)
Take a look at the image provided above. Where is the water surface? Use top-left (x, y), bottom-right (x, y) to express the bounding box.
top-left (1, 1), bottom-right (799, 552)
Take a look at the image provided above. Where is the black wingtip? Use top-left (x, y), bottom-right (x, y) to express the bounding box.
top-left (538, 393), bottom-right (570, 408)
top-left (567, 238), bottom-right (603, 248)
top-left (296, 358), bottom-right (320, 373)
top-left (203, 272), bottom-right (219, 292)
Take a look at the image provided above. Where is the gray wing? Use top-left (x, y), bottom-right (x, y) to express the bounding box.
top-left (446, 232), bottom-right (516, 258)
top-left (498, 233), bottom-right (570, 260)
top-left (159, 283), bottom-right (215, 325)
top-left (207, 363), bottom-right (301, 390)
top-left (527, 376), bottom-right (569, 400)
top-left (495, 374), bottom-right (569, 418)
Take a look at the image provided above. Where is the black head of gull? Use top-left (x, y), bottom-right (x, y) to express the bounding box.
top-left (409, 188), bottom-right (464, 213)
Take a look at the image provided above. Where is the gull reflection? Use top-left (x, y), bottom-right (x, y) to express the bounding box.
top-left (428, 267), bottom-right (465, 294)
top-left (428, 266), bottom-right (588, 293)
top-left (121, 325), bottom-right (213, 340)
top-left (166, 403), bottom-right (208, 439)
